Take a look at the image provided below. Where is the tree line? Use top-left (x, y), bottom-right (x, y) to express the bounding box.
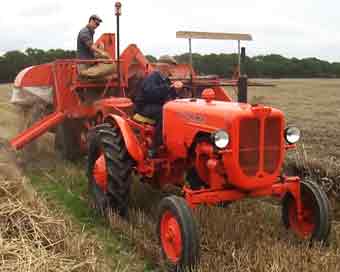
top-left (1, 48), bottom-right (340, 83)
top-left (173, 53), bottom-right (340, 79)
top-left (0, 48), bottom-right (76, 83)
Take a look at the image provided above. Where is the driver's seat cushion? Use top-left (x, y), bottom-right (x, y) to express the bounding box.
top-left (132, 113), bottom-right (156, 125)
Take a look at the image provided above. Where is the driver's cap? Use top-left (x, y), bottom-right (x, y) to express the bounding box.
top-left (89, 14), bottom-right (103, 23)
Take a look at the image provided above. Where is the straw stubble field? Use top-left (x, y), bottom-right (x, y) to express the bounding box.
top-left (249, 79), bottom-right (340, 160)
top-left (0, 80), bottom-right (340, 271)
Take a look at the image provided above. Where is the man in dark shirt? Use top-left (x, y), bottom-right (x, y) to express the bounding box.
top-left (77, 15), bottom-right (104, 73)
top-left (135, 55), bottom-right (183, 157)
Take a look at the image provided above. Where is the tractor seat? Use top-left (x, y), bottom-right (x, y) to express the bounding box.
top-left (132, 113), bottom-right (156, 125)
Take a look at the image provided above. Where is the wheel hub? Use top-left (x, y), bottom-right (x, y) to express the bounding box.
top-left (160, 211), bottom-right (182, 263)
top-left (93, 153), bottom-right (108, 192)
top-left (288, 193), bottom-right (315, 238)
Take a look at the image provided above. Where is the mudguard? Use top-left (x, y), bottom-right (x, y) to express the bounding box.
top-left (106, 114), bottom-right (144, 162)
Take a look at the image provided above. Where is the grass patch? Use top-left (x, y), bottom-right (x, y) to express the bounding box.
top-left (27, 163), bottom-right (157, 272)
top-left (29, 172), bottom-right (95, 226)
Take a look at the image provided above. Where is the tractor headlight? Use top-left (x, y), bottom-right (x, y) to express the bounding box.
top-left (213, 130), bottom-right (229, 149)
top-left (285, 127), bottom-right (301, 144)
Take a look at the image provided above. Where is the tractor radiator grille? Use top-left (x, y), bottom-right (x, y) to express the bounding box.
top-left (239, 117), bottom-right (281, 176)
top-left (239, 118), bottom-right (260, 176)
top-left (263, 117), bottom-right (281, 174)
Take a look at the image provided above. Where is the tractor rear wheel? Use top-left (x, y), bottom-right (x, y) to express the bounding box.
top-left (157, 196), bottom-right (200, 270)
top-left (282, 180), bottom-right (331, 243)
top-left (87, 123), bottom-right (133, 217)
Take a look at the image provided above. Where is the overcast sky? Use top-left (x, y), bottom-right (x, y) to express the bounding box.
top-left (1, 0), bottom-right (340, 62)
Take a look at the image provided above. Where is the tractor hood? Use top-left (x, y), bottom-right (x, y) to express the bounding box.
top-left (163, 98), bottom-right (285, 160)
top-left (164, 98), bottom-right (284, 131)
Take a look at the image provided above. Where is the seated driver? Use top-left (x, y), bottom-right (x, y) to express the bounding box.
top-left (134, 55), bottom-right (183, 157)
top-left (77, 14), bottom-right (114, 79)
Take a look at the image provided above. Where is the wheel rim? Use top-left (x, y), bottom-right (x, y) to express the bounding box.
top-left (160, 211), bottom-right (183, 263)
top-left (93, 153), bottom-right (108, 192)
top-left (288, 190), bottom-right (316, 238)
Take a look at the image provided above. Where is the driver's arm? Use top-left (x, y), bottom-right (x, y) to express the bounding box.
top-left (80, 31), bottom-right (109, 58)
top-left (87, 42), bottom-right (109, 58)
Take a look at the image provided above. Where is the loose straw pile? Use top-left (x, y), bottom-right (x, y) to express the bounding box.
top-left (0, 177), bottom-right (105, 272)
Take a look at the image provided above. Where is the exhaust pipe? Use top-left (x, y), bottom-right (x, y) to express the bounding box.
top-left (115, 2), bottom-right (122, 91)
top-left (237, 47), bottom-right (248, 103)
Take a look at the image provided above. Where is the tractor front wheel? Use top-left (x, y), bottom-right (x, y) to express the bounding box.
top-left (157, 196), bottom-right (200, 270)
top-left (282, 180), bottom-right (331, 243)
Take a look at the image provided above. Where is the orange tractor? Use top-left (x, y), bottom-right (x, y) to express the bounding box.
top-left (88, 82), bottom-right (331, 268)
top-left (10, 2), bottom-right (331, 270)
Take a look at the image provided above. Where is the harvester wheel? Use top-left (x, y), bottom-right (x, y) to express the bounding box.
top-left (87, 123), bottom-right (133, 217)
top-left (282, 180), bottom-right (331, 243)
top-left (157, 196), bottom-right (200, 270)
top-left (55, 119), bottom-right (84, 161)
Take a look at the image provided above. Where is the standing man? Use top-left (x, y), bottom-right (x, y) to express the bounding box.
top-left (77, 14), bottom-right (104, 73)
top-left (134, 55), bottom-right (183, 157)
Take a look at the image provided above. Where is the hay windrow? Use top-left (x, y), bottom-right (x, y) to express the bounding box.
top-left (0, 170), bottom-right (108, 271)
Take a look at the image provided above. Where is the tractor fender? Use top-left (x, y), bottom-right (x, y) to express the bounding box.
top-left (105, 114), bottom-right (144, 162)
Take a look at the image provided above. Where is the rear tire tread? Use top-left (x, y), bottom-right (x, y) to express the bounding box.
top-left (88, 122), bottom-right (133, 217)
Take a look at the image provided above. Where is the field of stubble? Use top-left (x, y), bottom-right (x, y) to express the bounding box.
top-left (0, 80), bottom-right (340, 272)
top-left (249, 79), bottom-right (340, 160)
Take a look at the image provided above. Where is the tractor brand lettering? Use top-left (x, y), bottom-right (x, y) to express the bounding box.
top-left (176, 112), bottom-right (206, 124)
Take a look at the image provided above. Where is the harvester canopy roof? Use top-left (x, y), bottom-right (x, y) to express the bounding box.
top-left (176, 31), bottom-right (252, 41)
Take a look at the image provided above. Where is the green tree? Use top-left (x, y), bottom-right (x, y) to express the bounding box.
top-left (1, 48), bottom-right (339, 83)
top-left (145, 55), bottom-right (157, 63)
